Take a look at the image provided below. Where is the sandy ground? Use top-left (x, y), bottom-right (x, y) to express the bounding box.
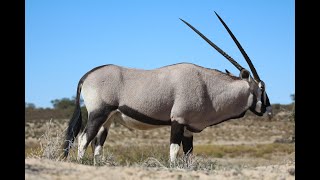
top-left (25, 157), bottom-right (294, 180)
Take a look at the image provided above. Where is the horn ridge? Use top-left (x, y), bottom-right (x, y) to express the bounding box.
top-left (179, 18), bottom-right (244, 71)
top-left (214, 11), bottom-right (261, 81)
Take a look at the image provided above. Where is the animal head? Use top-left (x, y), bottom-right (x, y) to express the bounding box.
top-left (239, 69), bottom-right (271, 117)
top-left (180, 12), bottom-right (273, 118)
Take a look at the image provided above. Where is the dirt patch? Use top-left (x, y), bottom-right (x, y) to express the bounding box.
top-left (25, 157), bottom-right (295, 180)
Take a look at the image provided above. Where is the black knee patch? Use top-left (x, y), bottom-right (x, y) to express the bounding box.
top-left (170, 121), bottom-right (184, 145)
top-left (182, 136), bottom-right (193, 154)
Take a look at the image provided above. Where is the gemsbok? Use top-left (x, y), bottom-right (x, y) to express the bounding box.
top-left (62, 12), bottom-right (273, 165)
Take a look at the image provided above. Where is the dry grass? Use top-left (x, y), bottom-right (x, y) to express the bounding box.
top-left (25, 111), bottom-right (295, 172)
top-left (26, 119), bottom-right (68, 160)
top-left (25, 108), bottom-right (295, 179)
top-left (25, 120), bottom-right (217, 171)
top-left (25, 123), bottom-right (293, 171)
top-left (194, 144), bottom-right (294, 159)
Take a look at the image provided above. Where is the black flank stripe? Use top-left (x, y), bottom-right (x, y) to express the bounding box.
top-left (118, 105), bottom-right (171, 126)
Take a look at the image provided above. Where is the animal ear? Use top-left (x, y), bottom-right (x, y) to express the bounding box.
top-left (239, 69), bottom-right (250, 80)
top-left (225, 69), bottom-right (235, 76)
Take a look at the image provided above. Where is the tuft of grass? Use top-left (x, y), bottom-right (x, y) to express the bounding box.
top-left (139, 155), bottom-right (217, 171)
top-left (101, 145), bottom-right (216, 171)
top-left (41, 120), bottom-right (65, 160)
top-left (26, 119), bottom-right (67, 160)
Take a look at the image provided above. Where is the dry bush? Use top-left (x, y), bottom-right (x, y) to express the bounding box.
top-left (26, 119), bottom-right (70, 160)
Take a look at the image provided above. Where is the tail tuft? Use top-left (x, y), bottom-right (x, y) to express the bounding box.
top-left (63, 106), bottom-right (82, 158)
top-left (63, 105), bottom-right (82, 158)
top-left (62, 81), bottom-right (83, 159)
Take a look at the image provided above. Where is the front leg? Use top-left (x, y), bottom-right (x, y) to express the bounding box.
top-left (182, 127), bottom-right (193, 167)
top-left (170, 121), bottom-right (184, 162)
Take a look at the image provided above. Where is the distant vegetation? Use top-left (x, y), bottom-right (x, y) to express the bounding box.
top-left (25, 97), bottom-right (88, 122)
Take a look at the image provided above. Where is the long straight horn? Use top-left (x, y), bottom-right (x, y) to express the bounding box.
top-left (179, 18), bottom-right (244, 71)
top-left (214, 11), bottom-right (261, 81)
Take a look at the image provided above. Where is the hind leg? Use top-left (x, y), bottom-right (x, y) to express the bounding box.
top-left (91, 114), bottom-right (114, 165)
top-left (90, 127), bottom-right (108, 166)
top-left (182, 127), bottom-right (193, 165)
top-left (182, 127), bottom-right (193, 156)
top-left (77, 108), bottom-right (114, 162)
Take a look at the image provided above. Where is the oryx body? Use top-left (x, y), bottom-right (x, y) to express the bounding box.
top-left (63, 12), bottom-right (272, 165)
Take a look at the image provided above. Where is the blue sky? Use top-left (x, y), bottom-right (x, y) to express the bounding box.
top-left (26, 0), bottom-right (295, 108)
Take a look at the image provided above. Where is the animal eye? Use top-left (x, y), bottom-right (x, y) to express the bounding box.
top-left (258, 81), bottom-right (265, 89)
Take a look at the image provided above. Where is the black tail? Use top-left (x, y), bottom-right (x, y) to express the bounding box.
top-left (62, 81), bottom-right (83, 158)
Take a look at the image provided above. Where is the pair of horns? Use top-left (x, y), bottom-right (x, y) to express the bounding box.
top-left (180, 11), bottom-right (261, 82)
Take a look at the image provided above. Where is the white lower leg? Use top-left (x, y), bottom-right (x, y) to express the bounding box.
top-left (93, 145), bottom-right (103, 165)
top-left (77, 132), bottom-right (87, 161)
top-left (170, 143), bottom-right (180, 162)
